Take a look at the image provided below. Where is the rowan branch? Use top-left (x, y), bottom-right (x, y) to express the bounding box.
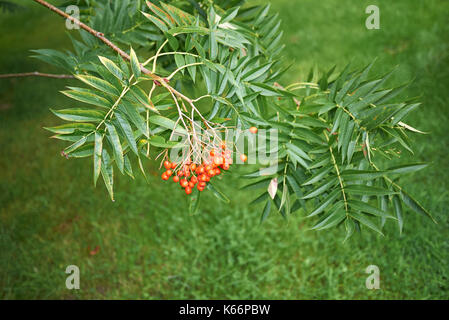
top-left (32, 0), bottom-right (158, 80)
top-left (32, 0), bottom-right (194, 104)
top-left (0, 72), bottom-right (74, 79)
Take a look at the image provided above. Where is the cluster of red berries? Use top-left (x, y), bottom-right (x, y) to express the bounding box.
top-left (160, 127), bottom-right (260, 195)
top-left (161, 143), bottom-right (247, 195)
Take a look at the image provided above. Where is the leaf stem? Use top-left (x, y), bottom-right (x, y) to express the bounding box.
top-left (324, 131), bottom-right (349, 214)
top-left (0, 72), bottom-right (74, 79)
top-left (167, 62), bottom-right (204, 80)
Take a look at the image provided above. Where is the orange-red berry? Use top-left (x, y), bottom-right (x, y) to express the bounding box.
top-left (249, 126), bottom-right (258, 134)
top-left (180, 179), bottom-right (188, 188)
top-left (161, 172), bottom-right (169, 180)
top-left (171, 162), bottom-right (177, 169)
top-left (166, 169), bottom-right (173, 176)
top-left (164, 161), bottom-right (171, 169)
top-left (185, 187), bottom-right (192, 195)
top-left (173, 176), bottom-right (179, 183)
top-left (214, 156), bottom-right (224, 166)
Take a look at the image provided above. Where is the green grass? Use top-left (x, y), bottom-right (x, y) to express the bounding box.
top-left (0, 0), bottom-right (448, 299)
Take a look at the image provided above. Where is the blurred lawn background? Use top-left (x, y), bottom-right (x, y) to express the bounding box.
top-left (0, 0), bottom-right (448, 299)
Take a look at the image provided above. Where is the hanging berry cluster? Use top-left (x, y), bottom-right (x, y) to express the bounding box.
top-left (161, 143), bottom-right (247, 195)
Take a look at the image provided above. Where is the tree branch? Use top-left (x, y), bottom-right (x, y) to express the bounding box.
top-left (32, 0), bottom-right (158, 80)
top-left (31, 0), bottom-right (195, 109)
top-left (0, 72), bottom-right (74, 79)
